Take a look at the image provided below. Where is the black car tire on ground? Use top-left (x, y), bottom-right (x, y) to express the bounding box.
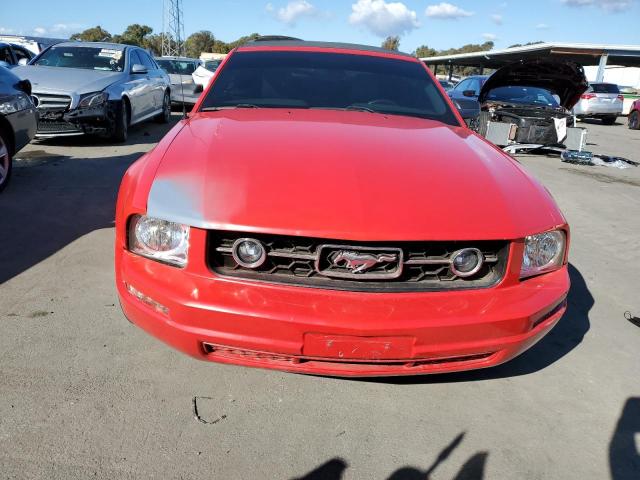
top-left (602, 115), bottom-right (617, 126)
top-left (0, 127), bottom-right (13, 193)
top-left (111, 100), bottom-right (129, 143)
top-left (628, 111), bottom-right (639, 130)
top-left (155, 92), bottom-right (171, 124)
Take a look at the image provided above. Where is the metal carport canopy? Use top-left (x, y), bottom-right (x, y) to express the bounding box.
top-left (421, 42), bottom-right (640, 68)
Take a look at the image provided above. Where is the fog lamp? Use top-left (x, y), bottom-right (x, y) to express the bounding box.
top-left (451, 248), bottom-right (483, 277)
top-left (232, 238), bottom-right (266, 268)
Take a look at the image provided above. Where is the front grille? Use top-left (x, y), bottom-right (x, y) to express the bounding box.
top-left (32, 92), bottom-right (72, 111)
top-left (37, 120), bottom-right (82, 134)
top-left (208, 231), bottom-right (509, 292)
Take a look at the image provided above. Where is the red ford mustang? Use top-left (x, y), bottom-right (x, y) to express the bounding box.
top-left (115, 40), bottom-right (570, 377)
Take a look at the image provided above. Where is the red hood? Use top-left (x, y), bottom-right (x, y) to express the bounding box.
top-left (146, 109), bottom-right (564, 241)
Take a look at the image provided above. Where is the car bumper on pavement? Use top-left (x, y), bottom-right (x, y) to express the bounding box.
top-left (36, 103), bottom-right (116, 138)
top-left (116, 238), bottom-right (570, 377)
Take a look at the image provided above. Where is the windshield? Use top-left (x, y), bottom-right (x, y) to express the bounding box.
top-left (200, 51), bottom-right (459, 125)
top-left (204, 60), bottom-right (221, 72)
top-left (157, 59), bottom-right (196, 75)
top-left (590, 83), bottom-right (620, 94)
top-left (33, 46), bottom-right (125, 72)
top-left (485, 86), bottom-right (560, 107)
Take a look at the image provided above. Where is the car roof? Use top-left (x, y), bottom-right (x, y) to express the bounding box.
top-left (238, 40), bottom-right (415, 59)
top-left (53, 41), bottom-right (129, 51)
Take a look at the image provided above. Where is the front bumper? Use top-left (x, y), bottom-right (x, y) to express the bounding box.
top-left (5, 107), bottom-right (38, 152)
top-left (35, 102), bottom-right (116, 138)
top-left (116, 233), bottom-right (570, 377)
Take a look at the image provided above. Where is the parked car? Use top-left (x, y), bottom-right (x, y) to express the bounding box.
top-left (155, 56), bottom-right (202, 106)
top-left (0, 42), bottom-right (35, 68)
top-left (619, 85), bottom-right (640, 115)
top-left (438, 79), bottom-right (455, 91)
top-left (12, 41), bottom-right (171, 141)
top-left (192, 59), bottom-right (222, 91)
top-left (573, 82), bottom-right (624, 125)
top-left (628, 99), bottom-right (640, 130)
top-left (448, 75), bottom-right (487, 124)
top-left (475, 59), bottom-right (587, 145)
top-left (0, 34), bottom-right (65, 56)
top-left (115, 40), bottom-right (570, 377)
top-left (0, 66), bottom-right (37, 192)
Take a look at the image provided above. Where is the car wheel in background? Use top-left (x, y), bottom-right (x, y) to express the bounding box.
top-left (601, 115), bottom-right (617, 126)
top-left (628, 111), bottom-right (639, 130)
top-left (155, 92), bottom-right (171, 124)
top-left (0, 129), bottom-right (13, 193)
top-left (111, 100), bottom-right (129, 143)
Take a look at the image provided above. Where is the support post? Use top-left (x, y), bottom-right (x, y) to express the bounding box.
top-left (596, 54), bottom-right (608, 83)
top-left (448, 63), bottom-right (454, 81)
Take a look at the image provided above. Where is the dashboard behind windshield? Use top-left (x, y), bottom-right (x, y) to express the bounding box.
top-left (485, 86), bottom-right (560, 107)
top-left (200, 51), bottom-right (459, 125)
top-left (34, 46), bottom-right (125, 72)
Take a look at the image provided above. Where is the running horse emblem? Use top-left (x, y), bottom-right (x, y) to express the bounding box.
top-left (330, 250), bottom-right (398, 274)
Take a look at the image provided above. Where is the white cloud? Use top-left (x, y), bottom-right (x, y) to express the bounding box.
top-left (536, 23), bottom-right (550, 29)
top-left (0, 27), bottom-right (14, 34)
top-left (562, 0), bottom-right (633, 12)
top-left (33, 27), bottom-right (47, 35)
top-left (491, 13), bottom-right (503, 24)
top-left (482, 33), bottom-right (497, 41)
top-left (349, 0), bottom-right (419, 37)
top-left (425, 2), bottom-right (473, 19)
top-left (266, 1), bottom-right (317, 25)
top-left (50, 23), bottom-right (83, 34)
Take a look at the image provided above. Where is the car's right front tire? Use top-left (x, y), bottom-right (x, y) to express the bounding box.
top-left (111, 100), bottom-right (129, 143)
top-left (628, 111), bottom-right (639, 130)
top-left (0, 127), bottom-right (13, 193)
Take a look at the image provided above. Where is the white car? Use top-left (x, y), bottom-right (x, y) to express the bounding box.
top-left (573, 83), bottom-right (624, 125)
top-left (192, 59), bottom-right (222, 91)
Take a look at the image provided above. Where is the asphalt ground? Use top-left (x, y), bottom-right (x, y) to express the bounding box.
top-left (1, 115), bottom-right (639, 479)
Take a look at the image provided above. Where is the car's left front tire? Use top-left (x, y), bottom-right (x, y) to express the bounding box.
top-left (601, 115), bottom-right (617, 125)
top-left (628, 111), bottom-right (639, 130)
top-left (155, 91), bottom-right (171, 124)
top-left (0, 127), bottom-right (13, 193)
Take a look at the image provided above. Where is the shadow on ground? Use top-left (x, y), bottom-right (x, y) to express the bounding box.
top-left (609, 397), bottom-right (640, 480)
top-left (294, 432), bottom-right (487, 480)
top-left (0, 119), bottom-right (176, 284)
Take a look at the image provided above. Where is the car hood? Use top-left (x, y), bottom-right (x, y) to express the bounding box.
top-left (146, 109), bottom-right (564, 241)
top-left (479, 59), bottom-right (588, 110)
top-left (11, 65), bottom-right (123, 95)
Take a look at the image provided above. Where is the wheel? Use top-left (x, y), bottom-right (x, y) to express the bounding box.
top-left (0, 129), bottom-right (13, 193)
top-left (628, 111), bottom-right (640, 130)
top-left (601, 115), bottom-right (617, 125)
top-left (111, 100), bottom-right (129, 143)
top-left (155, 91), bottom-right (171, 124)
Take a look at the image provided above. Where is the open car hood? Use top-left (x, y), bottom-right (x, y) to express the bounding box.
top-left (478, 59), bottom-right (588, 110)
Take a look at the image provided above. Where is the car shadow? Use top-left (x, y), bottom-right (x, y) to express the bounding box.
top-left (367, 263), bottom-right (592, 385)
top-left (292, 432), bottom-right (488, 479)
top-left (0, 118), bottom-right (177, 285)
top-left (609, 397), bottom-right (640, 479)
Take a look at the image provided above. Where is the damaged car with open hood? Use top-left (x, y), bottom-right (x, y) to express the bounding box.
top-left (475, 59), bottom-right (588, 148)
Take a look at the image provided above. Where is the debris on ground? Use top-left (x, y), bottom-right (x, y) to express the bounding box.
top-left (561, 150), bottom-right (639, 169)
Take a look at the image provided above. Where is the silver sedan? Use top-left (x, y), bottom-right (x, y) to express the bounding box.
top-left (12, 41), bottom-right (171, 142)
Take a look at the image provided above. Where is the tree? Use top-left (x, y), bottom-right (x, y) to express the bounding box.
top-left (144, 33), bottom-right (171, 56)
top-left (184, 30), bottom-right (216, 58)
top-left (70, 26), bottom-right (112, 42)
top-left (113, 24), bottom-right (153, 47)
top-left (507, 41), bottom-right (544, 49)
top-left (381, 36), bottom-right (400, 51)
top-left (414, 45), bottom-right (438, 58)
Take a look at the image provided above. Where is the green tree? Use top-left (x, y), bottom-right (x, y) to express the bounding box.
top-left (184, 30), bottom-right (216, 58)
top-left (381, 36), bottom-right (400, 51)
top-left (70, 26), bottom-right (112, 42)
top-left (144, 33), bottom-right (172, 56)
top-left (113, 24), bottom-right (153, 47)
top-left (414, 45), bottom-right (438, 58)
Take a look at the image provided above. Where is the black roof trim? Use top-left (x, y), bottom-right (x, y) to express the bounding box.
top-left (240, 40), bottom-right (415, 58)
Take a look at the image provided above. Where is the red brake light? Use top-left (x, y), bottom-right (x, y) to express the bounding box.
top-left (617, 95), bottom-right (624, 101)
top-left (581, 93), bottom-right (596, 100)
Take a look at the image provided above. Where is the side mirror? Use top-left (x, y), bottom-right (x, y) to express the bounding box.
top-left (18, 58), bottom-right (29, 66)
top-left (17, 79), bottom-right (32, 95)
top-left (194, 84), bottom-right (203, 93)
top-left (131, 64), bottom-right (148, 74)
top-left (463, 90), bottom-right (477, 98)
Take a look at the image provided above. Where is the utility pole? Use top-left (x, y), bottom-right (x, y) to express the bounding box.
top-left (162, 0), bottom-right (185, 56)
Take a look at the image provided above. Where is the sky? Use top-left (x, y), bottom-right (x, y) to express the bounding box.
top-left (1, 0), bottom-right (639, 53)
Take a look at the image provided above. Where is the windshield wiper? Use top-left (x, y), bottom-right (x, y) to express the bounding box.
top-left (201, 104), bottom-right (261, 112)
top-left (344, 105), bottom-right (377, 113)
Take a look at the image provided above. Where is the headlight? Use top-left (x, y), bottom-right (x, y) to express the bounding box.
top-left (128, 215), bottom-right (189, 267)
top-left (520, 230), bottom-right (566, 279)
top-left (0, 93), bottom-right (32, 114)
top-left (78, 91), bottom-right (108, 108)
